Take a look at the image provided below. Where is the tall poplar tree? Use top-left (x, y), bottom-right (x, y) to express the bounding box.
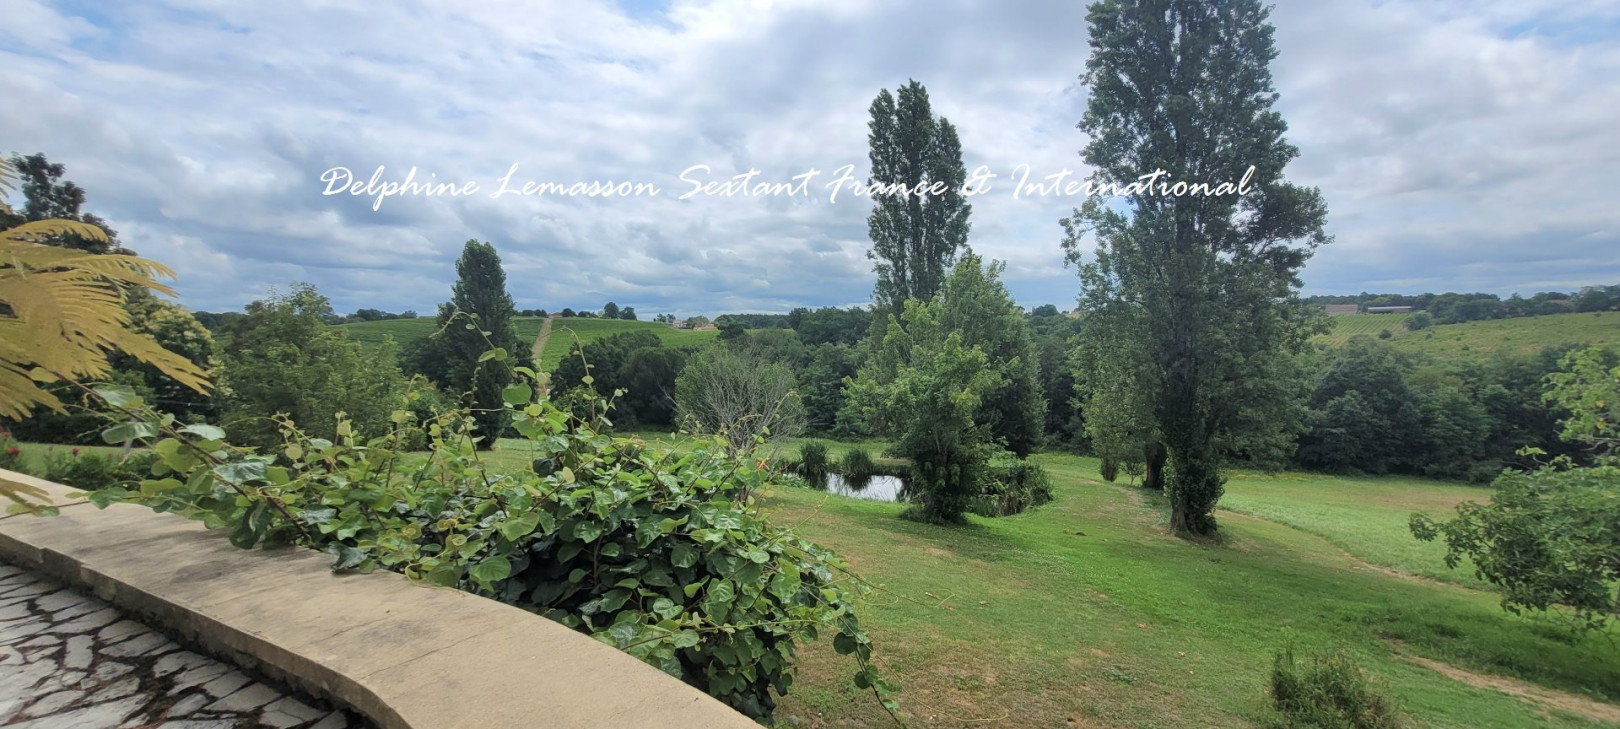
top-left (1063, 0), bottom-right (1329, 535)
top-left (866, 81), bottom-right (971, 317)
top-left (436, 240), bottom-right (529, 449)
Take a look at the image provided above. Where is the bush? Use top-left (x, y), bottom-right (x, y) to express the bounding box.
top-left (1404, 312), bottom-right (1433, 331)
top-left (40, 448), bottom-right (156, 492)
top-left (1377, 329), bottom-right (1392, 339)
top-left (971, 456), bottom-right (1054, 517)
top-left (1099, 456), bottom-right (1120, 482)
top-left (840, 448), bottom-right (876, 481)
top-left (798, 440), bottom-right (830, 480)
top-left (81, 380), bottom-right (895, 723)
top-left (1269, 644), bottom-right (1403, 729)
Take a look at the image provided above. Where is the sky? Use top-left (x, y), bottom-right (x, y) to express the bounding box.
top-left (2, 0), bottom-right (1617, 316)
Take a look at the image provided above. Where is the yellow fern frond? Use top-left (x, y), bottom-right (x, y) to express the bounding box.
top-left (0, 229), bottom-right (213, 420)
top-left (0, 219), bottom-right (112, 246)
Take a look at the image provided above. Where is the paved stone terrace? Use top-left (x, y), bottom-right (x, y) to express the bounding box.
top-left (0, 559), bottom-right (371, 729)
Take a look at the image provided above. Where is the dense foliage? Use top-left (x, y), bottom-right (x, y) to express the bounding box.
top-left (216, 284), bottom-right (412, 449)
top-left (1412, 347), bottom-right (1620, 632)
top-left (552, 330), bottom-right (689, 428)
top-left (75, 370), bottom-right (895, 722)
top-left (1065, 0), bottom-right (1330, 535)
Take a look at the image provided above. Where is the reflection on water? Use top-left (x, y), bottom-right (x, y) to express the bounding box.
top-left (819, 473), bottom-right (910, 502)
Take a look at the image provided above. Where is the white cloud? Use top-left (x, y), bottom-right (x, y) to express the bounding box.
top-left (2, 0), bottom-right (1616, 315)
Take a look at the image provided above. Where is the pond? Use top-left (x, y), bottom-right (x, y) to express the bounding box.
top-left (814, 473), bottom-right (911, 502)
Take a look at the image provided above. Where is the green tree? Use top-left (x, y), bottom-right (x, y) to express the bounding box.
top-left (674, 345), bottom-right (804, 455)
top-left (1073, 301), bottom-right (1164, 487)
top-left (863, 302), bottom-right (1002, 523)
top-left (1297, 337), bottom-right (1421, 474)
top-left (218, 284), bottom-right (408, 448)
top-left (602, 301), bottom-right (620, 319)
top-left (801, 344), bottom-right (858, 434)
top-left (432, 240), bottom-right (530, 448)
top-left (1412, 348), bottom-right (1620, 632)
top-left (553, 330), bottom-right (686, 428)
top-left (866, 81), bottom-right (971, 317)
top-left (931, 254), bottom-right (1045, 456)
top-left (0, 153), bottom-right (122, 254)
top-left (1062, 0), bottom-right (1329, 535)
top-left (789, 306), bottom-right (873, 346)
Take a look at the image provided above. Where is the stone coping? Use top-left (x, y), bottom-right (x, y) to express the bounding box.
top-left (0, 469), bottom-right (758, 729)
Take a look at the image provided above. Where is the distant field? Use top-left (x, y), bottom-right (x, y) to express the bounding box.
top-left (331, 317), bottom-right (443, 349)
top-left (539, 318), bottom-right (718, 371)
top-left (1316, 312), bottom-right (1412, 345)
top-left (332, 317), bottom-right (565, 359)
top-left (1319, 311), bottom-right (1620, 358)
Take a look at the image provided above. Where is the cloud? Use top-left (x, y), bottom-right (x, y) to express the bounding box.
top-left (2, 0), bottom-right (1616, 316)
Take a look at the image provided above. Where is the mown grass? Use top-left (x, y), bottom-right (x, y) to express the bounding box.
top-left (1219, 469), bottom-right (1494, 588)
top-left (1318, 311), bottom-right (1620, 359)
top-left (751, 453), bottom-right (1620, 728)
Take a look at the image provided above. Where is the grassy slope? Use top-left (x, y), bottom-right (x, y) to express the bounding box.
top-left (753, 453), bottom-right (1619, 729)
top-left (1318, 311), bottom-right (1620, 357)
top-left (330, 316), bottom-right (551, 353)
top-left (1219, 469), bottom-right (1493, 588)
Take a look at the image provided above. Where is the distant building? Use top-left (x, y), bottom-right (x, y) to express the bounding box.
top-left (1325, 304), bottom-right (1360, 316)
top-left (1366, 306), bottom-right (1414, 314)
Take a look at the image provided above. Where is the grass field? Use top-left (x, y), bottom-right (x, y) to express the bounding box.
top-left (537, 318), bottom-right (719, 371)
top-left (330, 316), bottom-right (719, 372)
top-left (331, 316), bottom-right (549, 351)
top-left (1317, 312), bottom-right (1414, 345)
top-left (1319, 311), bottom-right (1620, 358)
top-left (748, 454), bottom-right (1620, 728)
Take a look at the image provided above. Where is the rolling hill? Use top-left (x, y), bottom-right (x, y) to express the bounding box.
top-left (1319, 310), bottom-right (1620, 358)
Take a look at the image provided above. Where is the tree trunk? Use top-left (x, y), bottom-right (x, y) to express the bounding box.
top-left (1142, 440), bottom-right (1166, 491)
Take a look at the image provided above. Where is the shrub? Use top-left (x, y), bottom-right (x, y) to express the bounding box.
top-left (80, 379), bottom-right (896, 723)
top-left (840, 448), bottom-right (876, 480)
top-left (1377, 329), bottom-right (1392, 339)
top-left (1099, 456), bottom-right (1120, 482)
top-left (971, 456), bottom-right (1054, 517)
top-left (0, 434), bottom-right (23, 472)
top-left (1269, 644), bottom-right (1403, 729)
top-left (798, 440), bottom-right (830, 479)
top-left (1404, 312), bottom-right (1433, 331)
top-left (40, 448), bottom-right (156, 492)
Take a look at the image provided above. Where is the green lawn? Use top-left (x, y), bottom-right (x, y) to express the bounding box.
top-left (1219, 469), bottom-right (1494, 587)
top-left (1319, 311), bottom-right (1620, 359)
top-left (749, 453), bottom-right (1620, 728)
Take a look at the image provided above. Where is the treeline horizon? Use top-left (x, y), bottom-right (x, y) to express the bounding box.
top-left (179, 282), bottom-right (1620, 336)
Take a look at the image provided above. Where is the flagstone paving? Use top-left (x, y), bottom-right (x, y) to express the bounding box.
top-left (0, 560), bottom-right (371, 729)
